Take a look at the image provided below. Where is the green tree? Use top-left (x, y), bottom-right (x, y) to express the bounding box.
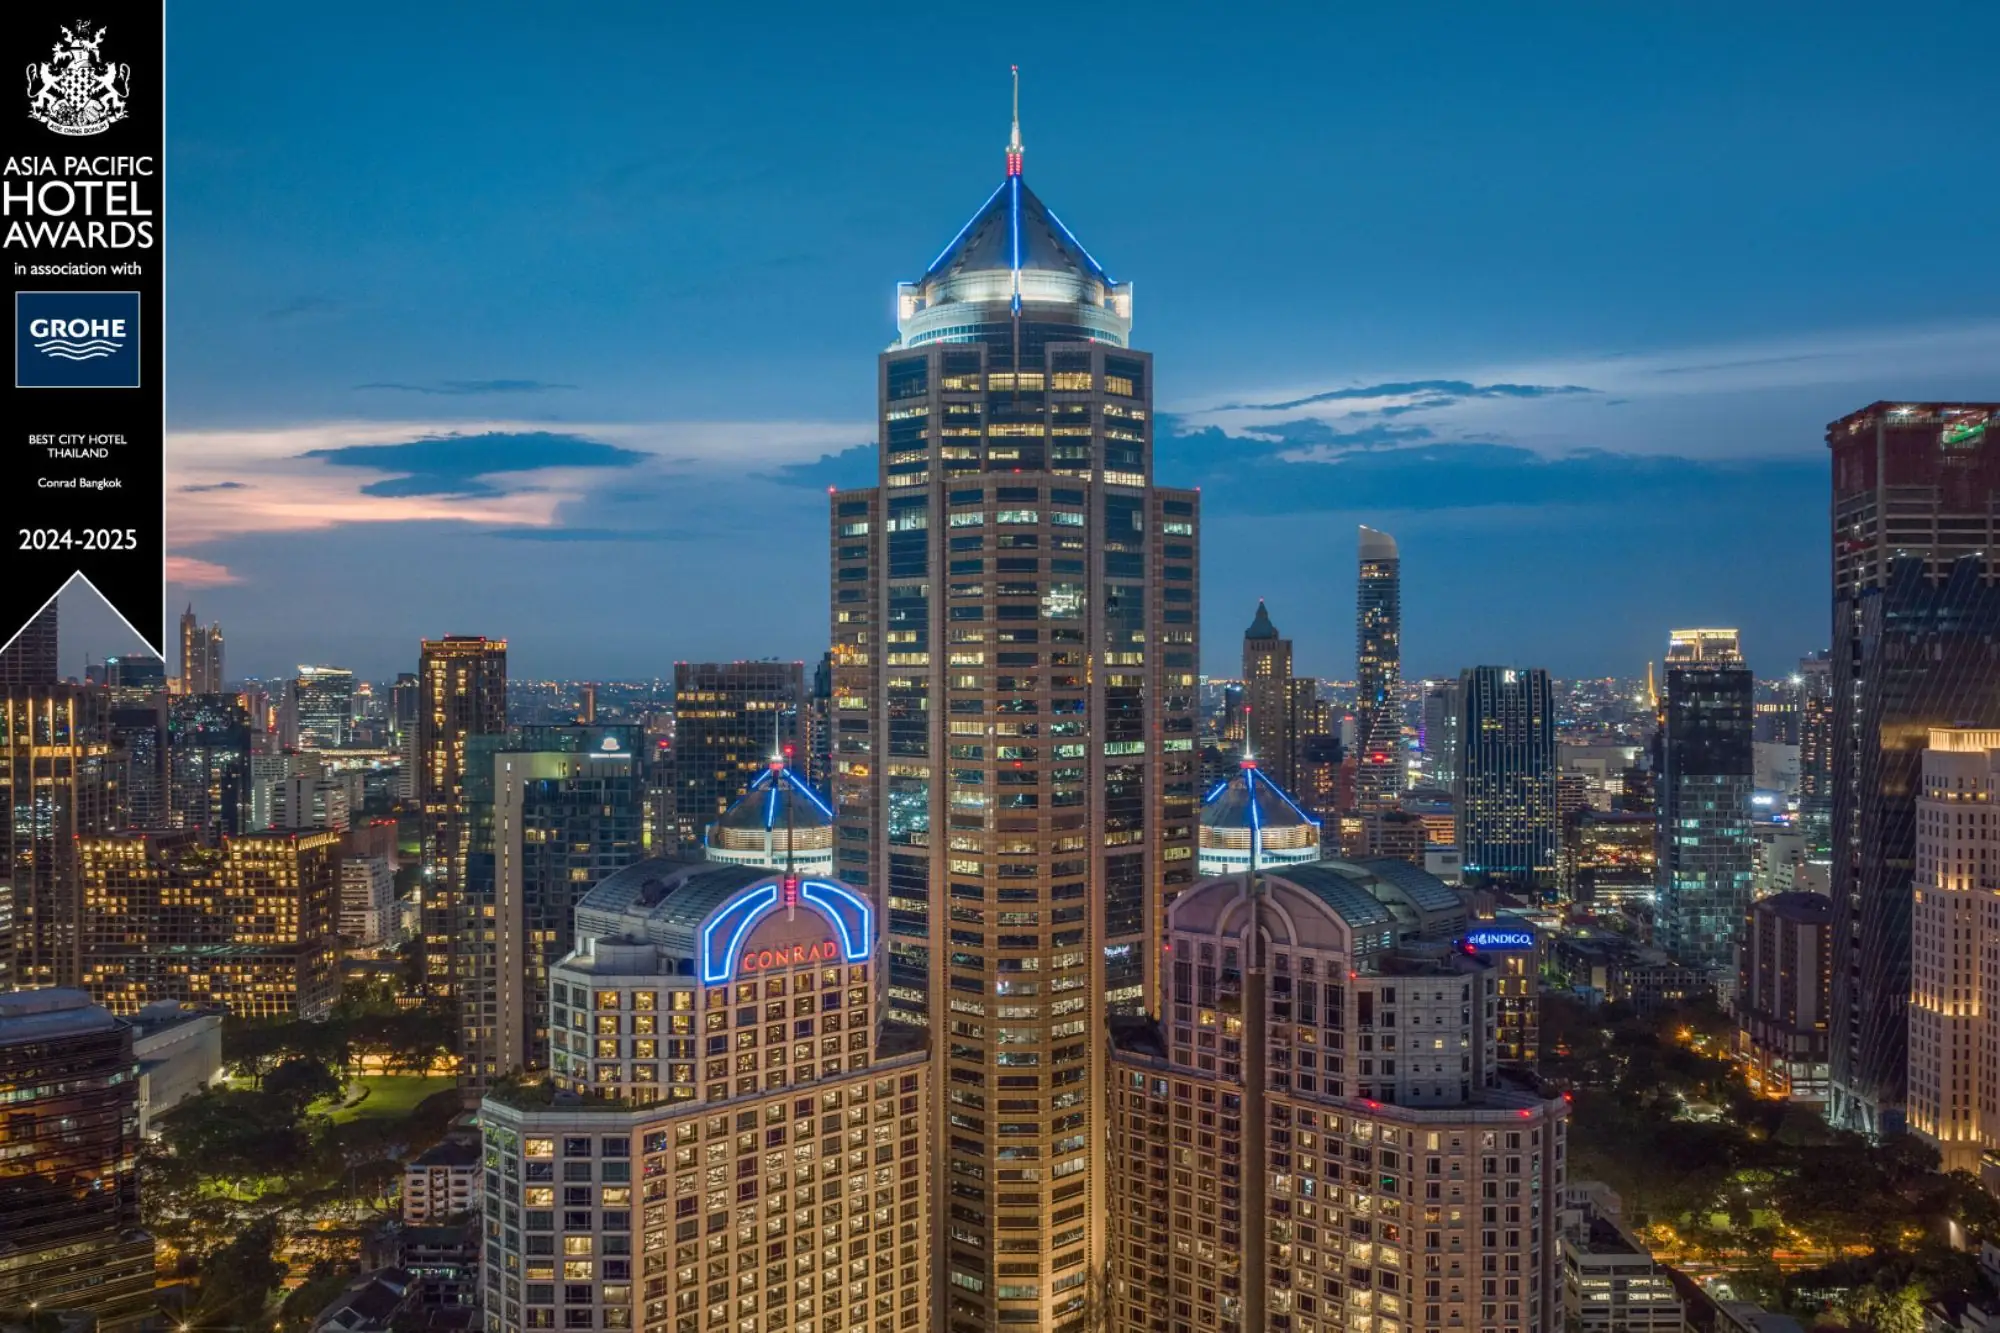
top-left (193, 1217), bottom-right (284, 1324)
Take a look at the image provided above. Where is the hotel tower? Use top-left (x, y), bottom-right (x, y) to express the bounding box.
top-left (829, 76), bottom-right (1201, 1331)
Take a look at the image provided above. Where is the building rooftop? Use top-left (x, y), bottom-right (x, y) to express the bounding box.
top-left (1200, 758), bottom-right (1320, 842)
top-left (409, 1137), bottom-right (481, 1169)
top-left (1359, 525), bottom-right (1399, 563)
top-left (1758, 891), bottom-right (1834, 924)
top-left (1244, 600), bottom-right (1280, 641)
top-left (0, 987), bottom-right (121, 1046)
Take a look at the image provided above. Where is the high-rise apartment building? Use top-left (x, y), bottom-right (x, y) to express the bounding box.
top-left (290, 664), bottom-right (356, 749)
top-left (1737, 890), bottom-right (1834, 1103)
top-left (671, 661), bottom-right (804, 849)
top-left (828, 103), bottom-right (1199, 1332)
top-left (1455, 667), bottom-right (1558, 893)
top-left (1826, 402), bottom-right (2000, 1135)
top-left (418, 636), bottom-right (509, 1014)
top-left (1422, 677), bottom-right (1463, 791)
top-left (1795, 651), bottom-right (1834, 858)
top-left (1654, 629), bottom-right (1754, 992)
top-left (0, 988), bottom-right (155, 1328)
top-left (167, 692), bottom-right (251, 837)
top-left (1356, 525), bottom-right (1403, 808)
top-left (1107, 863), bottom-right (1568, 1333)
top-left (478, 857), bottom-right (929, 1333)
top-left (486, 724), bottom-right (645, 1077)
top-left (1, 685), bottom-right (116, 988)
top-left (1, 601), bottom-right (61, 688)
top-left (341, 853), bottom-right (395, 945)
top-left (78, 828), bottom-right (342, 1019)
top-left (178, 603), bottom-right (223, 696)
top-left (108, 687), bottom-right (167, 831)
top-left (1242, 600), bottom-right (1310, 789)
top-left (1907, 728), bottom-right (2000, 1171)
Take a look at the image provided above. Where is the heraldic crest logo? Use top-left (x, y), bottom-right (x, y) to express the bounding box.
top-left (26, 20), bottom-right (131, 137)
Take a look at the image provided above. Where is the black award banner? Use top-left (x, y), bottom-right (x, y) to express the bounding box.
top-left (2, 2), bottom-right (164, 658)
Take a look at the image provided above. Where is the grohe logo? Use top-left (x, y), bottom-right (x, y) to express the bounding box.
top-left (26, 20), bottom-right (130, 136)
top-left (16, 291), bottom-right (140, 388)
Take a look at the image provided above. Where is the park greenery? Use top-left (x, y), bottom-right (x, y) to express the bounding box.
top-left (1541, 995), bottom-right (2000, 1330)
top-left (145, 983), bottom-right (462, 1328)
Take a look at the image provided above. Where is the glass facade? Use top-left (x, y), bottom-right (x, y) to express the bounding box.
top-left (1824, 401), bottom-right (2000, 1135)
top-left (1454, 669), bottom-right (1557, 893)
top-left (832, 152), bottom-right (1198, 1331)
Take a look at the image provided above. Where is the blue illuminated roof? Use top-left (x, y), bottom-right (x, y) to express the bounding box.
top-left (921, 173), bottom-right (1114, 286)
top-left (1200, 760), bottom-right (1321, 834)
top-left (713, 761), bottom-right (834, 836)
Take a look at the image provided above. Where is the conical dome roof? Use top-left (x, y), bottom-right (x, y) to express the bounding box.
top-left (894, 72), bottom-right (1131, 350)
top-left (1245, 600), bottom-right (1280, 641)
top-left (1198, 758), bottom-right (1322, 877)
top-left (706, 760), bottom-right (835, 875)
top-left (921, 175), bottom-right (1112, 286)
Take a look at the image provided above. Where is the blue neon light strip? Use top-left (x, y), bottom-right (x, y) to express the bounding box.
top-left (1043, 204), bottom-right (1111, 281)
top-left (764, 785), bottom-right (779, 831)
top-left (1204, 779), bottom-right (1229, 804)
top-left (926, 180), bottom-right (1008, 275)
top-left (789, 773), bottom-right (835, 820)
top-left (701, 883), bottom-right (780, 984)
top-left (1265, 776), bottom-right (1323, 829)
top-left (1247, 768), bottom-right (1263, 869)
top-left (801, 879), bottom-right (873, 963)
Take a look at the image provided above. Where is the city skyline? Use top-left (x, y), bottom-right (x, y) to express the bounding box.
top-left (83, 4), bottom-right (1999, 682)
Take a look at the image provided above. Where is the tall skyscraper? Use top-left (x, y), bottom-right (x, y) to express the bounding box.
top-left (178, 603), bottom-right (223, 695)
top-left (829, 94), bottom-right (1199, 1330)
top-left (1242, 600), bottom-right (1309, 788)
top-left (1826, 401), bottom-right (2000, 1135)
top-left (166, 692), bottom-right (251, 837)
top-left (804, 649), bottom-right (835, 787)
top-left (0, 601), bottom-right (61, 688)
top-left (1356, 524), bottom-right (1403, 807)
top-left (1653, 629), bottom-right (1754, 992)
top-left (0, 988), bottom-right (156, 1327)
top-left (0, 685), bottom-right (116, 988)
top-left (290, 664), bottom-right (355, 748)
top-left (486, 723), bottom-right (645, 1077)
top-left (670, 660), bottom-right (804, 848)
top-left (392, 669), bottom-right (421, 801)
top-left (107, 677), bottom-right (168, 830)
top-left (1795, 650), bottom-right (1834, 858)
top-left (418, 636), bottom-right (508, 1015)
top-left (78, 828), bottom-right (342, 1018)
top-left (1421, 676), bottom-right (1463, 790)
top-left (1906, 727), bottom-right (2000, 1170)
top-left (1455, 666), bottom-right (1558, 892)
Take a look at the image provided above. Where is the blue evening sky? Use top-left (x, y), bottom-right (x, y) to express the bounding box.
top-left (94, 2), bottom-right (2000, 682)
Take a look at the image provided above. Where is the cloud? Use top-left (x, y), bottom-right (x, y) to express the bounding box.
top-left (164, 417), bottom-right (871, 577)
top-left (354, 379), bottom-right (579, 396)
top-left (768, 441), bottom-right (874, 490)
top-left (165, 554), bottom-right (241, 586)
top-left (1174, 319), bottom-right (2000, 459)
top-left (300, 430), bottom-right (645, 498)
top-left (1206, 380), bottom-right (1595, 414)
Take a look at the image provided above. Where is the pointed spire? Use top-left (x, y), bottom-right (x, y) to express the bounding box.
top-left (1245, 599), bottom-right (1279, 640)
top-left (1005, 65), bottom-right (1023, 177)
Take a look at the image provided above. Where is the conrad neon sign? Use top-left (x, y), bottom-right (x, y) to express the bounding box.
top-left (699, 877), bottom-right (874, 985)
top-left (740, 940), bottom-right (840, 972)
